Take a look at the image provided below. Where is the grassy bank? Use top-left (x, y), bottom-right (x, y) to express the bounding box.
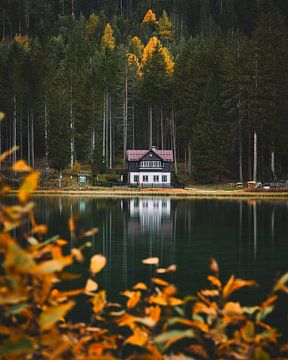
top-left (8, 187), bottom-right (288, 199)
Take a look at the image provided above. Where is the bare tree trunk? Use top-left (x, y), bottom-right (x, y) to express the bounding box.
top-left (184, 148), bottom-right (187, 174)
top-left (71, 0), bottom-right (75, 17)
top-left (105, 90), bottom-right (109, 167)
top-left (123, 65), bottom-right (128, 167)
top-left (20, 110), bottom-right (23, 159)
top-left (2, 21), bottom-right (5, 41)
top-left (44, 84), bottom-right (49, 172)
top-left (102, 90), bottom-right (106, 163)
top-left (31, 108), bottom-right (34, 168)
top-left (239, 117), bottom-right (243, 182)
top-left (70, 80), bottom-right (74, 170)
top-left (12, 92), bottom-right (17, 166)
top-left (171, 103), bottom-right (177, 175)
top-left (109, 95), bottom-right (112, 170)
top-left (188, 142), bottom-right (192, 178)
top-left (132, 85), bottom-right (135, 149)
top-left (91, 94), bottom-right (96, 154)
top-left (160, 104), bottom-right (164, 149)
top-left (59, 170), bottom-right (62, 188)
top-left (253, 130), bottom-right (257, 181)
top-left (0, 117), bottom-right (1, 170)
top-left (148, 104), bottom-right (152, 148)
top-left (27, 109), bottom-right (30, 164)
top-left (61, 0), bottom-right (65, 15)
top-left (271, 145), bottom-right (275, 179)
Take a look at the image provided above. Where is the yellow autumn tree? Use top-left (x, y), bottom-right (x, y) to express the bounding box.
top-left (142, 36), bottom-right (160, 63)
top-left (142, 9), bottom-right (157, 24)
top-left (129, 36), bottom-right (144, 58)
top-left (159, 10), bottom-right (173, 41)
top-left (85, 12), bottom-right (99, 39)
top-left (142, 36), bottom-right (174, 76)
top-left (101, 23), bottom-right (115, 49)
top-left (161, 46), bottom-right (174, 75)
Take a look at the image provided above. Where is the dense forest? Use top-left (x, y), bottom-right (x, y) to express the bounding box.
top-left (1, 0), bottom-right (288, 182)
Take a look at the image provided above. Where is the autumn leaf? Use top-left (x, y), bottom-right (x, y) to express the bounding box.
top-left (90, 254), bottom-right (107, 274)
top-left (209, 258), bottom-right (219, 275)
top-left (151, 278), bottom-right (169, 287)
top-left (34, 256), bottom-right (72, 274)
top-left (92, 291), bottom-right (106, 314)
top-left (0, 336), bottom-right (35, 356)
top-left (223, 276), bottom-right (257, 299)
top-left (126, 291), bottom-right (141, 309)
top-left (12, 160), bottom-right (32, 173)
top-left (71, 248), bottom-right (85, 263)
top-left (207, 275), bottom-right (222, 288)
top-left (273, 273), bottom-right (288, 292)
top-left (85, 279), bottom-right (98, 293)
top-left (142, 257), bottom-right (159, 265)
top-left (18, 172), bottom-right (40, 203)
top-left (133, 282), bottom-right (148, 291)
top-left (4, 242), bottom-right (36, 273)
top-left (125, 327), bottom-right (148, 347)
top-left (168, 297), bottom-right (183, 306)
top-left (147, 305), bottom-right (161, 323)
top-left (82, 227), bottom-right (98, 238)
top-left (187, 344), bottom-right (209, 359)
top-left (32, 224), bottom-right (48, 236)
top-left (68, 217), bottom-right (76, 233)
top-left (157, 264), bottom-right (177, 274)
top-left (0, 146), bottom-right (19, 163)
top-left (39, 301), bottom-right (74, 331)
top-left (154, 329), bottom-right (195, 346)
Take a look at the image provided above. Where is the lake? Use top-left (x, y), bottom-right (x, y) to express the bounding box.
top-left (31, 196), bottom-right (288, 308)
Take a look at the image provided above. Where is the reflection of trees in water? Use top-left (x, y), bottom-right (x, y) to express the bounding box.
top-left (32, 197), bottom-right (288, 297)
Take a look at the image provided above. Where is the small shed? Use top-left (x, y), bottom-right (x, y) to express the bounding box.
top-left (78, 173), bottom-right (90, 187)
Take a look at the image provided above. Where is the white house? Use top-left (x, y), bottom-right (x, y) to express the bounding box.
top-left (126, 147), bottom-right (174, 187)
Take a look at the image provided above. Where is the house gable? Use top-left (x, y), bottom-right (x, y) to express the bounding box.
top-left (139, 150), bottom-right (163, 162)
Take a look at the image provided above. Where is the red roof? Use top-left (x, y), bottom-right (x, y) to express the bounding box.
top-left (126, 149), bottom-right (174, 162)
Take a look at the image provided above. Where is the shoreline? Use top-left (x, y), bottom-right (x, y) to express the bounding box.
top-left (8, 188), bottom-right (288, 199)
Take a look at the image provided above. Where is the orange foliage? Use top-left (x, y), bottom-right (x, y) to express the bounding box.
top-left (142, 9), bottom-right (157, 24)
top-left (142, 36), bottom-right (174, 75)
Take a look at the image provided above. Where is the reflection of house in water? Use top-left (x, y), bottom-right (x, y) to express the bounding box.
top-left (128, 198), bottom-right (172, 235)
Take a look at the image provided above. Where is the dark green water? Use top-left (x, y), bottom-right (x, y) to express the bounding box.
top-left (31, 196), bottom-right (288, 305)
